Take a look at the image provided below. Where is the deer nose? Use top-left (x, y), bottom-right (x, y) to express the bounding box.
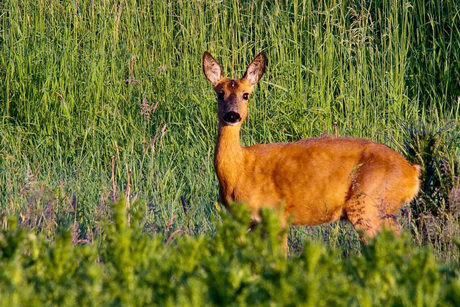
top-left (222, 111), bottom-right (241, 125)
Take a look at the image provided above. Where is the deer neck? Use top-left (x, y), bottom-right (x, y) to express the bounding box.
top-left (214, 124), bottom-right (245, 195)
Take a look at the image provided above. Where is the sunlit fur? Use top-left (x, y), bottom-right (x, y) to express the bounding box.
top-left (203, 51), bottom-right (421, 245)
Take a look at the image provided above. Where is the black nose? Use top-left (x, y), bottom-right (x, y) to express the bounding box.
top-left (223, 111), bottom-right (241, 124)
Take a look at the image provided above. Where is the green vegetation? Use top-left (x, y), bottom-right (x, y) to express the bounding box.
top-left (1, 202), bottom-right (459, 306)
top-left (1, 0), bottom-right (459, 304)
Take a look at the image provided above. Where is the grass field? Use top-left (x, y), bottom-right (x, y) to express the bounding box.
top-left (1, 0), bottom-right (460, 304)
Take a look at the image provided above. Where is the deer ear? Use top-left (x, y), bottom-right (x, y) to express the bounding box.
top-left (203, 52), bottom-right (224, 86)
top-left (242, 52), bottom-right (266, 86)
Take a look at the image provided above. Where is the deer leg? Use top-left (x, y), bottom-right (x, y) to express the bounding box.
top-left (381, 213), bottom-right (401, 236)
top-left (344, 195), bottom-right (381, 244)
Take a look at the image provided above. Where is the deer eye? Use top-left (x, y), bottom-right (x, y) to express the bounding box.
top-left (217, 93), bottom-right (224, 100)
top-left (243, 93), bottom-right (249, 100)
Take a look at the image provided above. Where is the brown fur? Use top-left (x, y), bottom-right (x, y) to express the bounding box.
top-left (203, 51), bottom-right (421, 244)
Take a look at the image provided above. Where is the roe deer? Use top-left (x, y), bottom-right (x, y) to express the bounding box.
top-left (203, 51), bottom-right (421, 245)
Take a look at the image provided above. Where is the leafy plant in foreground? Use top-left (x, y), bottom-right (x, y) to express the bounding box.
top-left (0, 200), bottom-right (460, 305)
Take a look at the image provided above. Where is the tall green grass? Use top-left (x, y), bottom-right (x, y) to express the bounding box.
top-left (1, 0), bottom-right (459, 259)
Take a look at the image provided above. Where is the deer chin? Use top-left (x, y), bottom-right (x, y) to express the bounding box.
top-left (222, 120), bottom-right (241, 126)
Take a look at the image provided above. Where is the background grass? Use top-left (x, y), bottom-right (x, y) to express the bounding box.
top-left (1, 0), bottom-right (459, 261)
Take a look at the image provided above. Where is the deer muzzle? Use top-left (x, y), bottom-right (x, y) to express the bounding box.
top-left (222, 111), bottom-right (241, 125)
